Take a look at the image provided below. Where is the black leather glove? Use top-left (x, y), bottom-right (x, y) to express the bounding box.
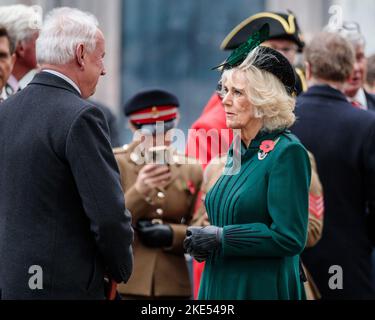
top-left (136, 220), bottom-right (173, 248)
top-left (183, 226), bottom-right (223, 262)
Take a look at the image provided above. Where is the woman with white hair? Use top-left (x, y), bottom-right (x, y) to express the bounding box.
top-left (184, 25), bottom-right (311, 300)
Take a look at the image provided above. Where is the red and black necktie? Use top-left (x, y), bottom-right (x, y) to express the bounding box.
top-left (351, 100), bottom-right (362, 109)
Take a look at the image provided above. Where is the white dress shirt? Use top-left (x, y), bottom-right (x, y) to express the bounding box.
top-left (43, 69), bottom-right (82, 95)
top-left (348, 88), bottom-right (368, 110)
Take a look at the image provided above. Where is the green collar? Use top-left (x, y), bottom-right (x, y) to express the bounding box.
top-left (229, 129), bottom-right (288, 159)
top-left (247, 129), bottom-right (287, 148)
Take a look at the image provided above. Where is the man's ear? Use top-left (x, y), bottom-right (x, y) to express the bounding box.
top-left (15, 42), bottom-right (24, 59)
top-left (76, 44), bottom-right (85, 70)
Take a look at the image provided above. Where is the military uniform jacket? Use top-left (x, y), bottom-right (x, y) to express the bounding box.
top-left (114, 142), bottom-right (203, 297)
top-left (199, 130), bottom-right (311, 300)
top-left (0, 72), bottom-right (134, 300)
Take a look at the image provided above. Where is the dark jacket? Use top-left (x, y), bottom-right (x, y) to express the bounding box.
top-left (0, 72), bottom-right (134, 300)
top-left (89, 100), bottom-right (120, 148)
top-left (291, 84), bottom-right (375, 299)
top-left (365, 90), bottom-right (375, 111)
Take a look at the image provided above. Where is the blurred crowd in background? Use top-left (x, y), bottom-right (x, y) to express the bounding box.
top-left (2, 0), bottom-right (375, 148)
top-left (1, 0), bottom-right (375, 300)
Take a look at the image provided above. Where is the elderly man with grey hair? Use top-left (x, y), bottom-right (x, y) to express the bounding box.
top-left (0, 4), bottom-right (42, 94)
top-left (0, 5), bottom-right (120, 147)
top-left (0, 7), bottom-right (133, 300)
top-left (326, 21), bottom-right (375, 111)
top-left (291, 32), bottom-right (375, 299)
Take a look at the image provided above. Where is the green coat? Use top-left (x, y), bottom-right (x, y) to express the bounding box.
top-left (199, 130), bottom-right (311, 300)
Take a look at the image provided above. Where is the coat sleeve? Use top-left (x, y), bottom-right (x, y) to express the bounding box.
top-left (65, 106), bottom-right (134, 283)
top-left (306, 151), bottom-right (324, 248)
top-left (222, 143), bottom-right (311, 258)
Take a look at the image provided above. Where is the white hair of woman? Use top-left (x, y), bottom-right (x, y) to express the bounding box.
top-left (0, 4), bottom-right (42, 46)
top-left (219, 46), bottom-right (296, 132)
top-left (36, 7), bottom-right (99, 65)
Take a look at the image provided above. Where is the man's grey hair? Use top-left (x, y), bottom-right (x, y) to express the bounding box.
top-left (0, 5), bottom-right (42, 46)
top-left (325, 21), bottom-right (366, 49)
top-left (305, 32), bottom-right (355, 82)
top-left (36, 7), bottom-right (99, 65)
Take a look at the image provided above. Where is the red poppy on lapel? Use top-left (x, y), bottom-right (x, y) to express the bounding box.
top-left (187, 180), bottom-right (196, 195)
top-left (260, 140), bottom-right (276, 153)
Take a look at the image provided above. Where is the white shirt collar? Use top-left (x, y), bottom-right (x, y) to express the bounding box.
top-left (0, 89), bottom-right (7, 102)
top-left (42, 69), bottom-right (82, 95)
top-left (8, 69), bottom-right (42, 93)
top-left (19, 69), bottom-right (38, 90)
top-left (7, 74), bottom-right (19, 93)
top-left (348, 88), bottom-right (368, 110)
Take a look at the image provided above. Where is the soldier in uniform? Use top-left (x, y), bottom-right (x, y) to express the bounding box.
top-left (114, 89), bottom-right (203, 299)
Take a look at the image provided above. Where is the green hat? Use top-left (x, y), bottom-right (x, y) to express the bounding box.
top-left (221, 11), bottom-right (304, 52)
top-left (213, 24), bottom-right (296, 96)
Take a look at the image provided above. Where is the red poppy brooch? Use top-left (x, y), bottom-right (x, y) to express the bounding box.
top-left (258, 138), bottom-right (280, 160)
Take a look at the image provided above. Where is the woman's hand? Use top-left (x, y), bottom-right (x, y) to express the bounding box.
top-left (183, 226), bottom-right (223, 262)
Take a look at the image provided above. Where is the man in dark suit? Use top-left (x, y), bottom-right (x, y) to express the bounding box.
top-left (0, 7), bottom-right (133, 300)
top-left (291, 32), bottom-right (375, 299)
top-left (326, 20), bottom-right (375, 292)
